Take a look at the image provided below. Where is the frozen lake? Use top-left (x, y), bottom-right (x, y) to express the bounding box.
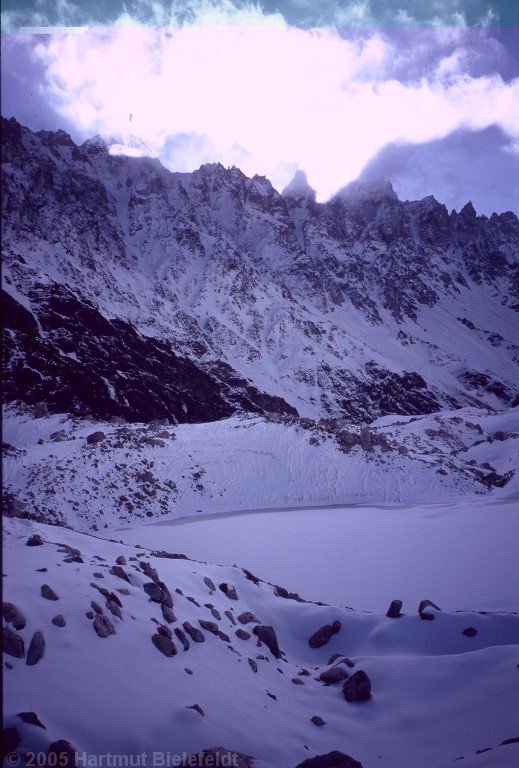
top-left (119, 498), bottom-right (519, 613)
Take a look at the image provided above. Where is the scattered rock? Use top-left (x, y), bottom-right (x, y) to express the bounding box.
top-left (161, 606), bottom-right (176, 623)
top-left (93, 572), bottom-right (104, 578)
top-left (238, 611), bottom-right (260, 625)
top-left (91, 601), bottom-right (103, 614)
top-left (386, 599), bottom-right (403, 618)
top-left (186, 704), bottom-right (204, 717)
top-left (157, 625), bottom-right (172, 638)
top-left (106, 600), bottom-right (122, 619)
top-left (151, 633), bottom-right (177, 657)
top-left (41, 584), bottom-right (59, 601)
top-left (2, 728), bottom-right (20, 757)
top-left (86, 431), bottom-right (105, 444)
top-left (203, 576), bottom-right (216, 591)
top-left (219, 582), bottom-right (238, 600)
top-left (86, 611), bottom-right (94, 619)
top-left (93, 614), bottom-right (116, 638)
top-left (26, 631), bottom-right (45, 666)
top-left (199, 619), bottom-right (219, 634)
top-left (183, 621), bottom-right (205, 643)
top-left (463, 627), bottom-right (477, 637)
top-left (292, 677), bottom-right (305, 685)
top-left (248, 658), bottom-right (258, 673)
top-left (310, 716), bottom-right (326, 727)
top-left (115, 555), bottom-right (127, 565)
top-left (218, 630), bottom-right (230, 642)
top-left (2, 602), bottom-right (26, 630)
top-left (17, 712), bottom-right (46, 729)
top-left (3, 627), bottom-right (25, 658)
top-left (418, 599), bottom-right (441, 621)
top-left (308, 621), bottom-right (341, 648)
top-left (225, 610), bottom-right (236, 625)
top-left (47, 740), bottom-right (77, 768)
top-left (343, 670), bottom-right (371, 702)
top-left (174, 628), bottom-right (190, 651)
top-left (294, 750), bottom-right (363, 767)
top-left (26, 534), bottom-right (44, 546)
top-left (252, 625), bottom-right (282, 658)
top-left (109, 566), bottom-right (131, 583)
top-left (52, 615), bottom-right (66, 627)
top-left (235, 629), bottom-right (251, 640)
top-left (319, 666), bottom-right (349, 685)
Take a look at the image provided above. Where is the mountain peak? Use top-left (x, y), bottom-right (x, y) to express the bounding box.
top-left (281, 170), bottom-right (316, 199)
top-left (337, 177), bottom-right (398, 204)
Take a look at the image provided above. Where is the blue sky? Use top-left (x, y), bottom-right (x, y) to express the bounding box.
top-left (1, 1), bottom-right (518, 213)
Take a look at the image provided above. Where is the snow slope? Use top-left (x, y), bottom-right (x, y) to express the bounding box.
top-left (3, 517), bottom-right (519, 768)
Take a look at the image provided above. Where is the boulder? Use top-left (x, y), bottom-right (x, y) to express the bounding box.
top-left (248, 658), bottom-right (258, 673)
top-left (319, 666), bottom-right (349, 684)
top-left (386, 599), bottom-right (403, 618)
top-left (93, 614), bottom-right (116, 638)
top-left (41, 584), bottom-right (59, 601)
top-left (238, 611), bottom-right (260, 625)
top-left (2, 602), bottom-right (26, 630)
top-left (462, 627), bottom-right (477, 637)
top-left (86, 431), bottom-right (105, 444)
top-left (109, 566), bottom-right (131, 584)
top-left (26, 631), bottom-right (45, 665)
top-left (91, 601), bottom-right (103, 614)
top-left (182, 621), bottom-right (205, 643)
top-left (151, 633), bottom-right (177, 657)
top-left (17, 711), bottom-right (46, 729)
top-left (26, 534), bottom-right (44, 546)
top-left (52, 614), bottom-right (66, 627)
top-left (115, 555), bottom-right (126, 565)
top-left (343, 670), bottom-right (371, 702)
top-left (199, 619), bottom-right (219, 634)
top-left (310, 716), bottom-right (326, 727)
top-left (143, 582), bottom-right (164, 602)
top-left (308, 621), bottom-right (341, 648)
top-left (235, 629), bottom-right (251, 640)
top-left (3, 627), bottom-right (25, 658)
top-left (294, 751), bottom-right (363, 768)
top-left (47, 741), bottom-right (77, 768)
top-left (161, 606), bottom-right (176, 623)
top-left (174, 628), bottom-right (190, 651)
top-left (219, 582), bottom-right (238, 600)
top-left (252, 625), bottom-right (282, 658)
top-left (106, 600), bottom-right (122, 619)
top-left (203, 576), bottom-right (216, 591)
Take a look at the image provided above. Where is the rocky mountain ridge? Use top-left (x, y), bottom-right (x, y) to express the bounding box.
top-left (2, 116), bottom-right (518, 424)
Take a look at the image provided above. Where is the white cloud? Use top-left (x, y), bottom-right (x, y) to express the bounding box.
top-left (12, 1), bottom-right (519, 200)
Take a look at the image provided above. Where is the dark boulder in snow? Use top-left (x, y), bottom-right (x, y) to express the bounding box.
top-left (186, 704), bottom-right (204, 717)
top-left (199, 619), bottom-right (219, 635)
top-left (225, 610), bottom-right (236, 625)
top-left (418, 599), bottom-right (441, 618)
top-left (86, 431), bottom-right (105, 444)
top-left (248, 658), bottom-right (258, 673)
top-left (2, 728), bottom-right (21, 756)
top-left (26, 534), bottom-right (44, 546)
top-left (183, 621), bottom-right (205, 643)
top-left (203, 576), bottom-right (216, 591)
top-left (3, 602), bottom-right (26, 630)
top-left (235, 629), bottom-right (251, 640)
top-left (161, 606), bottom-right (176, 623)
top-left (386, 599), bottom-right (403, 618)
top-left (310, 716), bottom-right (326, 727)
top-left (93, 614), bottom-right (116, 638)
top-left (47, 740), bottom-right (77, 768)
top-left (238, 611), bottom-right (260, 625)
top-left (462, 627), bottom-right (477, 637)
top-left (343, 670), bottom-right (371, 702)
top-left (52, 614), bottom-right (66, 627)
top-left (26, 631), bottom-right (45, 665)
top-left (174, 627), bottom-right (190, 651)
top-left (3, 627), bottom-right (25, 658)
top-left (308, 621), bottom-right (341, 648)
top-left (115, 555), bottom-right (126, 565)
top-left (109, 566), bottom-right (131, 583)
top-left (106, 600), bottom-right (122, 619)
top-left (294, 750), bottom-right (363, 767)
top-left (292, 677), bottom-right (305, 685)
top-left (41, 584), bottom-right (59, 601)
top-left (219, 582), bottom-right (238, 600)
top-left (319, 666), bottom-right (349, 684)
top-left (17, 711), bottom-right (46, 729)
top-left (91, 601), bottom-right (103, 614)
top-left (252, 625), bottom-right (282, 658)
top-left (151, 633), bottom-right (177, 657)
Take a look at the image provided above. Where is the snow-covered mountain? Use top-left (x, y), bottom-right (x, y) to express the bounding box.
top-left (2, 116), bottom-right (518, 425)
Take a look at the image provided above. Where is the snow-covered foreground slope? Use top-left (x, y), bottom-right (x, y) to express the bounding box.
top-left (3, 517), bottom-right (519, 768)
top-left (3, 405), bottom-right (518, 532)
top-left (118, 499), bottom-right (519, 613)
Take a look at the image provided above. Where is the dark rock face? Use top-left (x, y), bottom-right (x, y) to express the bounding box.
top-left (86, 431), bottom-right (105, 444)
top-left (294, 750), bottom-right (363, 767)
top-left (309, 621), bottom-right (341, 648)
top-left (3, 627), bottom-right (25, 658)
top-left (26, 631), bottom-right (45, 666)
top-left (343, 670), bottom-right (372, 702)
top-left (41, 584), bottom-right (59, 601)
top-left (26, 534), bottom-right (44, 546)
top-left (93, 614), bottom-right (116, 638)
top-left (252, 625), bottom-right (282, 658)
top-left (386, 599), bottom-right (403, 618)
top-left (3, 602), bottom-right (26, 630)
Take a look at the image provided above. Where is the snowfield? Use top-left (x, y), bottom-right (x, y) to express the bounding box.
top-left (3, 516), bottom-right (519, 768)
